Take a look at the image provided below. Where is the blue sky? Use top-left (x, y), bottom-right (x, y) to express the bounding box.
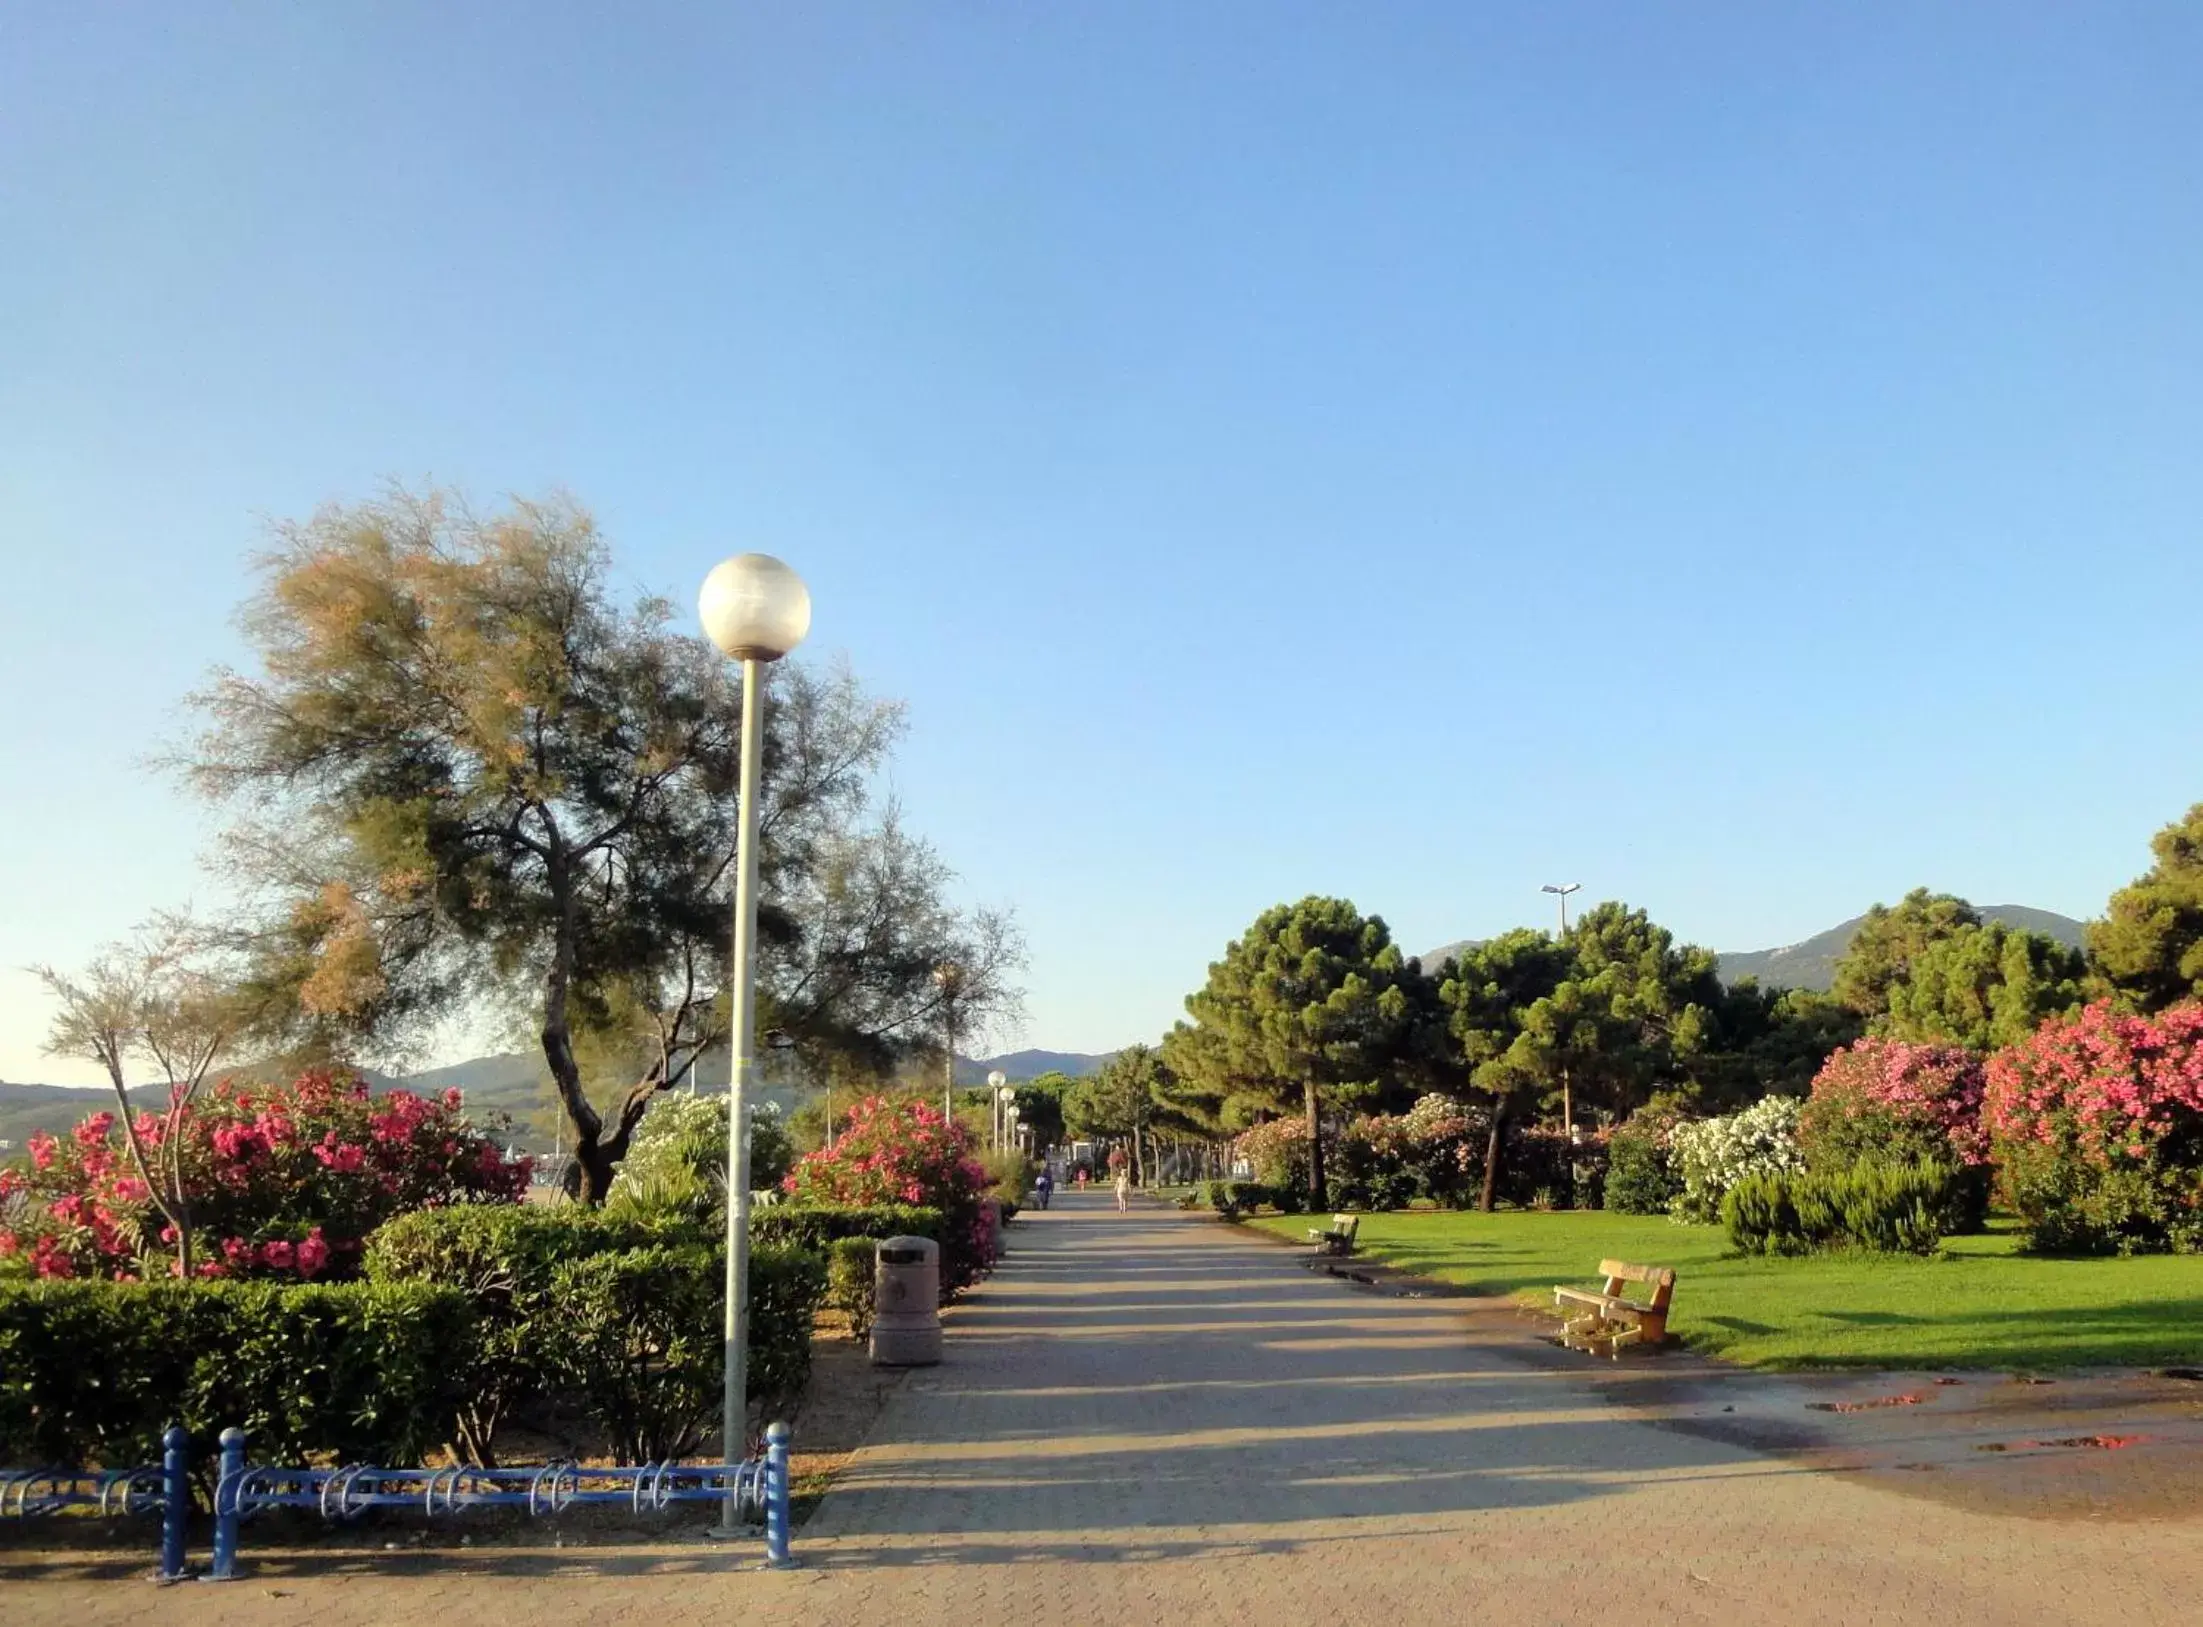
top-left (4, 3), bottom-right (2200, 1085)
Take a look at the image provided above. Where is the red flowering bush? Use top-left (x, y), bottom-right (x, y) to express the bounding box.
top-left (1800, 1038), bottom-right (1990, 1170)
top-left (1984, 1002), bottom-right (2203, 1254)
top-left (0, 1069), bottom-right (530, 1282)
top-left (781, 1094), bottom-right (990, 1291)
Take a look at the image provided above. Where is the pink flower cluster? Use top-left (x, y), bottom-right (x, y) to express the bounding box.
top-left (1985, 1002), bottom-right (2203, 1169)
top-left (781, 1094), bottom-right (985, 1213)
top-left (0, 1068), bottom-right (532, 1281)
top-left (1803, 1037), bottom-right (1991, 1166)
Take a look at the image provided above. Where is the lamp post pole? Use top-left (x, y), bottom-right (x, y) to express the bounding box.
top-left (700, 552), bottom-right (811, 1536)
top-left (1540, 882), bottom-right (1583, 1140)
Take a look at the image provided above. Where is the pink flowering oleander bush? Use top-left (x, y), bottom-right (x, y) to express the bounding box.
top-left (1232, 1117), bottom-right (1313, 1207)
top-left (1801, 1038), bottom-right (1990, 1168)
top-left (1984, 1001), bottom-right (2203, 1255)
top-left (1799, 1038), bottom-right (1991, 1232)
top-left (781, 1094), bottom-right (990, 1293)
top-left (0, 1069), bottom-right (531, 1283)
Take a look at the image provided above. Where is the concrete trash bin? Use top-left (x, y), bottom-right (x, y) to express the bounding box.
top-left (868, 1235), bottom-right (943, 1366)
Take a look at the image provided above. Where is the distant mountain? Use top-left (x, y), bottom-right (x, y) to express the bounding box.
top-left (955, 1049), bottom-right (1116, 1085)
top-left (1715, 905), bottom-right (2087, 993)
top-left (0, 1045), bottom-right (1122, 1156)
top-left (1421, 905), bottom-right (2089, 997)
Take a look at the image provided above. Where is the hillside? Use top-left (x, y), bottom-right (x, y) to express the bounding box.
top-left (1421, 905), bottom-right (2089, 996)
top-left (1715, 905), bottom-right (2087, 992)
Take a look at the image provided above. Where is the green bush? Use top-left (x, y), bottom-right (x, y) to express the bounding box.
top-left (1603, 1124), bottom-right (1682, 1215)
top-left (748, 1203), bottom-right (943, 1253)
top-left (603, 1094), bottom-right (797, 1225)
top-left (549, 1242), bottom-right (823, 1461)
top-left (1722, 1161), bottom-right (1958, 1256)
top-left (1202, 1181), bottom-right (1278, 1218)
top-left (365, 1203), bottom-right (822, 1460)
top-left (825, 1237), bottom-right (878, 1340)
top-left (0, 1279), bottom-right (470, 1470)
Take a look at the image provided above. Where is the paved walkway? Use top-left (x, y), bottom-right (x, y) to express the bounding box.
top-left (13, 1194), bottom-right (2203, 1624)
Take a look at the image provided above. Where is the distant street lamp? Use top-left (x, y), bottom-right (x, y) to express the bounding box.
top-left (988, 1069), bottom-right (1010, 1150)
top-left (934, 961), bottom-right (966, 1123)
top-left (1539, 883), bottom-right (1583, 1140)
top-left (699, 551), bottom-right (811, 1532)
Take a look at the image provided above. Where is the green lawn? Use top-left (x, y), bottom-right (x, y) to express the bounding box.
top-left (1246, 1209), bottom-right (2203, 1371)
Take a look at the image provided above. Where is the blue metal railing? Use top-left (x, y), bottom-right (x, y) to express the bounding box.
top-left (0, 1424), bottom-right (192, 1581)
top-left (210, 1421), bottom-right (794, 1576)
top-left (3, 1422), bottom-right (794, 1579)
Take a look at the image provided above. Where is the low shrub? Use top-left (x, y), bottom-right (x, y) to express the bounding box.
top-left (825, 1237), bottom-right (878, 1340)
top-left (0, 1278), bottom-right (470, 1470)
top-left (1722, 1161), bottom-right (1956, 1256)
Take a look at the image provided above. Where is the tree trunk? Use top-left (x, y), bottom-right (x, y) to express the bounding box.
top-left (1303, 1078), bottom-right (1325, 1210)
top-left (1479, 1100), bottom-right (1507, 1213)
top-left (540, 845), bottom-right (616, 1203)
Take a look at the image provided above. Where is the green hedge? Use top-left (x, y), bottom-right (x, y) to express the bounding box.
top-left (549, 1243), bottom-right (824, 1462)
top-left (824, 1237), bottom-right (878, 1340)
top-left (365, 1203), bottom-right (824, 1462)
top-left (749, 1204), bottom-right (971, 1301)
top-left (1723, 1161), bottom-right (1960, 1256)
top-left (0, 1280), bottom-right (470, 1470)
top-left (746, 1203), bottom-right (942, 1252)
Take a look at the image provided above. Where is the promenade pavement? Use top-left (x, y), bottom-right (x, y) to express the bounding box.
top-left (11, 1191), bottom-right (2202, 1625)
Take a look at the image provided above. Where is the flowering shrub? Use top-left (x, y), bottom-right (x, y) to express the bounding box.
top-left (1668, 1096), bottom-right (1805, 1225)
top-left (1233, 1117), bottom-right (1312, 1195)
top-left (781, 1094), bottom-right (990, 1291)
top-left (0, 1070), bottom-right (530, 1282)
top-left (1800, 1038), bottom-right (1989, 1170)
top-left (1984, 1002), bottom-right (2203, 1254)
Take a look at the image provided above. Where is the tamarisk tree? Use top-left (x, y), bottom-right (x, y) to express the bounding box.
top-left (188, 489), bottom-right (1013, 1200)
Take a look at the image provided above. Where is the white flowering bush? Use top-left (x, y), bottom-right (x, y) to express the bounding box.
top-left (1668, 1096), bottom-right (1805, 1225)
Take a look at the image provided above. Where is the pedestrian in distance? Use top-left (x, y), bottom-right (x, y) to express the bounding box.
top-left (1113, 1166), bottom-right (1130, 1214)
top-left (1035, 1166), bottom-right (1053, 1210)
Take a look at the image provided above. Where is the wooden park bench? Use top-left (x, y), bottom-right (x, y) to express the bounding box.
top-left (1307, 1214), bottom-right (1360, 1257)
top-left (1553, 1259), bottom-right (1676, 1358)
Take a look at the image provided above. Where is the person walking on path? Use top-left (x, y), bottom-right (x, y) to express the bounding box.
top-left (1035, 1166), bottom-right (1053, 1210)
top-left (1113, 1167), bottom-right (1131, 1214)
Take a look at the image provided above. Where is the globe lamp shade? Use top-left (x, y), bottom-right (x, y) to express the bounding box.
top-left (700, 553), bottom-right (812, 661)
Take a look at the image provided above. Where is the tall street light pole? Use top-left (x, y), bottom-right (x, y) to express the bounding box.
top-left (987, 1069), bottom-right (1009, 1151)
top-left (934, 961), bottom-right (965, 1125)
top-left (1541, 883), bottom-right (1583, 1141)
top-left (700, 551), bottom-right (811, 1534)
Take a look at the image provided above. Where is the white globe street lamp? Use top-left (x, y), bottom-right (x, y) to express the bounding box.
top-left (700, 552), bottom-right (810, 1533)
top-left (987, 1069), bottom-right (1009, 1151)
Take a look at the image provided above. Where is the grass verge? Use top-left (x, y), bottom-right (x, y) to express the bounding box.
top-left (1246, 1209), bottom-right (2203, 1370)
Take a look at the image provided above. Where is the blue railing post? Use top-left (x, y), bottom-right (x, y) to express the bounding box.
top-left (210, 1427), bottom-right (247, 1581)
top-left (158, 1426), bottom-right (190, 1582)
top-left (763, 1421), bottom-right (793, 1567)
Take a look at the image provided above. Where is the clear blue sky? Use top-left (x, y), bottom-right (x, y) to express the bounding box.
top-left (4, 3), bottom-right (2200, 1085)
